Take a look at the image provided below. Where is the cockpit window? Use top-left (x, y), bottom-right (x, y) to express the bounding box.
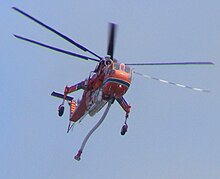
top-left (113, 63), bottom-right (131, 74)
top-left (125, 66), bottom-right (131, 73)
top-left (114, 63), bottom-right (120, 70)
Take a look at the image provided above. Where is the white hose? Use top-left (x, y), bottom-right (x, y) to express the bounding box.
top-left (74, 100), bottom-right (112, 161)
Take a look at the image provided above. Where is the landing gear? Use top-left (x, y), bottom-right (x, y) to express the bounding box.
top-left (57, 86), bottom-right (69, 117)
top-left (58, 105), bottom-right (65, 117)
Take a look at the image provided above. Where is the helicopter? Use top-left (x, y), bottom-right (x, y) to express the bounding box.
top-left (13, 7), bottom-right (213, 161)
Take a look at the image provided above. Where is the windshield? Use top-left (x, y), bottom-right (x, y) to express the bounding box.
top-left (114, 63), bottom-right (131, 74)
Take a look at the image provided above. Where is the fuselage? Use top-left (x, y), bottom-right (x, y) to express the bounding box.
top-left (70, 58), bottom-right (132, 122)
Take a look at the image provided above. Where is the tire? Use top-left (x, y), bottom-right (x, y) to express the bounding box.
top-left (58, 106), bottom-right (64, 116)
top-left (121, 125), bottom-right (127, 135)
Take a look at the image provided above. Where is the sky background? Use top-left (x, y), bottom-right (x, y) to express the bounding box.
top-left (1, 1), bottom-right (220, 179)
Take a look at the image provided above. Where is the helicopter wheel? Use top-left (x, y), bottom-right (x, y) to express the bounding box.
top-left (121, 124), bottom-right (128, 135)
top-left (58, 105), bottom-right (65, 117)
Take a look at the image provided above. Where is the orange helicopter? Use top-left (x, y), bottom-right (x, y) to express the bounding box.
top-left (13, 7), bottom-right (213, 161)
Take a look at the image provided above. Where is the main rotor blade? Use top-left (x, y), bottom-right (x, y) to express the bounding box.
top-left (107, 23), bottom-right (117, 59)
top-left (14, 34), bottom-right (100, 62)
top-left (126, 61), bottom-right (214, 66)
top-left (12, 7), bottom-right (102, 60)
top-left (134, 71), bottom-right (210, 93)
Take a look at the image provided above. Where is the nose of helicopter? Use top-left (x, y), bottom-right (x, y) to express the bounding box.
top-left (102, 71), bottom-right (131, 99)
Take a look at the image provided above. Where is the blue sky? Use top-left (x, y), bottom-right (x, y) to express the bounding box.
top-left (1, 1), bottom-right (220, 179)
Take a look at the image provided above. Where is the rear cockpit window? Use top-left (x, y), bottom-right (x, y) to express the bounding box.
top-left (114, 63), bottom-right (120, 70)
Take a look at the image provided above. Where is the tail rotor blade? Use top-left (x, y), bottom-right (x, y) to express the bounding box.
top-left (12, 7), bottom-right (102, 60)
top-left (134, 71), bottom-right (210, 93)
top-left (107, 23), bottom-right (117, 59)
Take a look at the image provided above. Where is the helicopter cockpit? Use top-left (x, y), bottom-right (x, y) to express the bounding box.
top-left (113, 63), bottom-right (132, 75)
